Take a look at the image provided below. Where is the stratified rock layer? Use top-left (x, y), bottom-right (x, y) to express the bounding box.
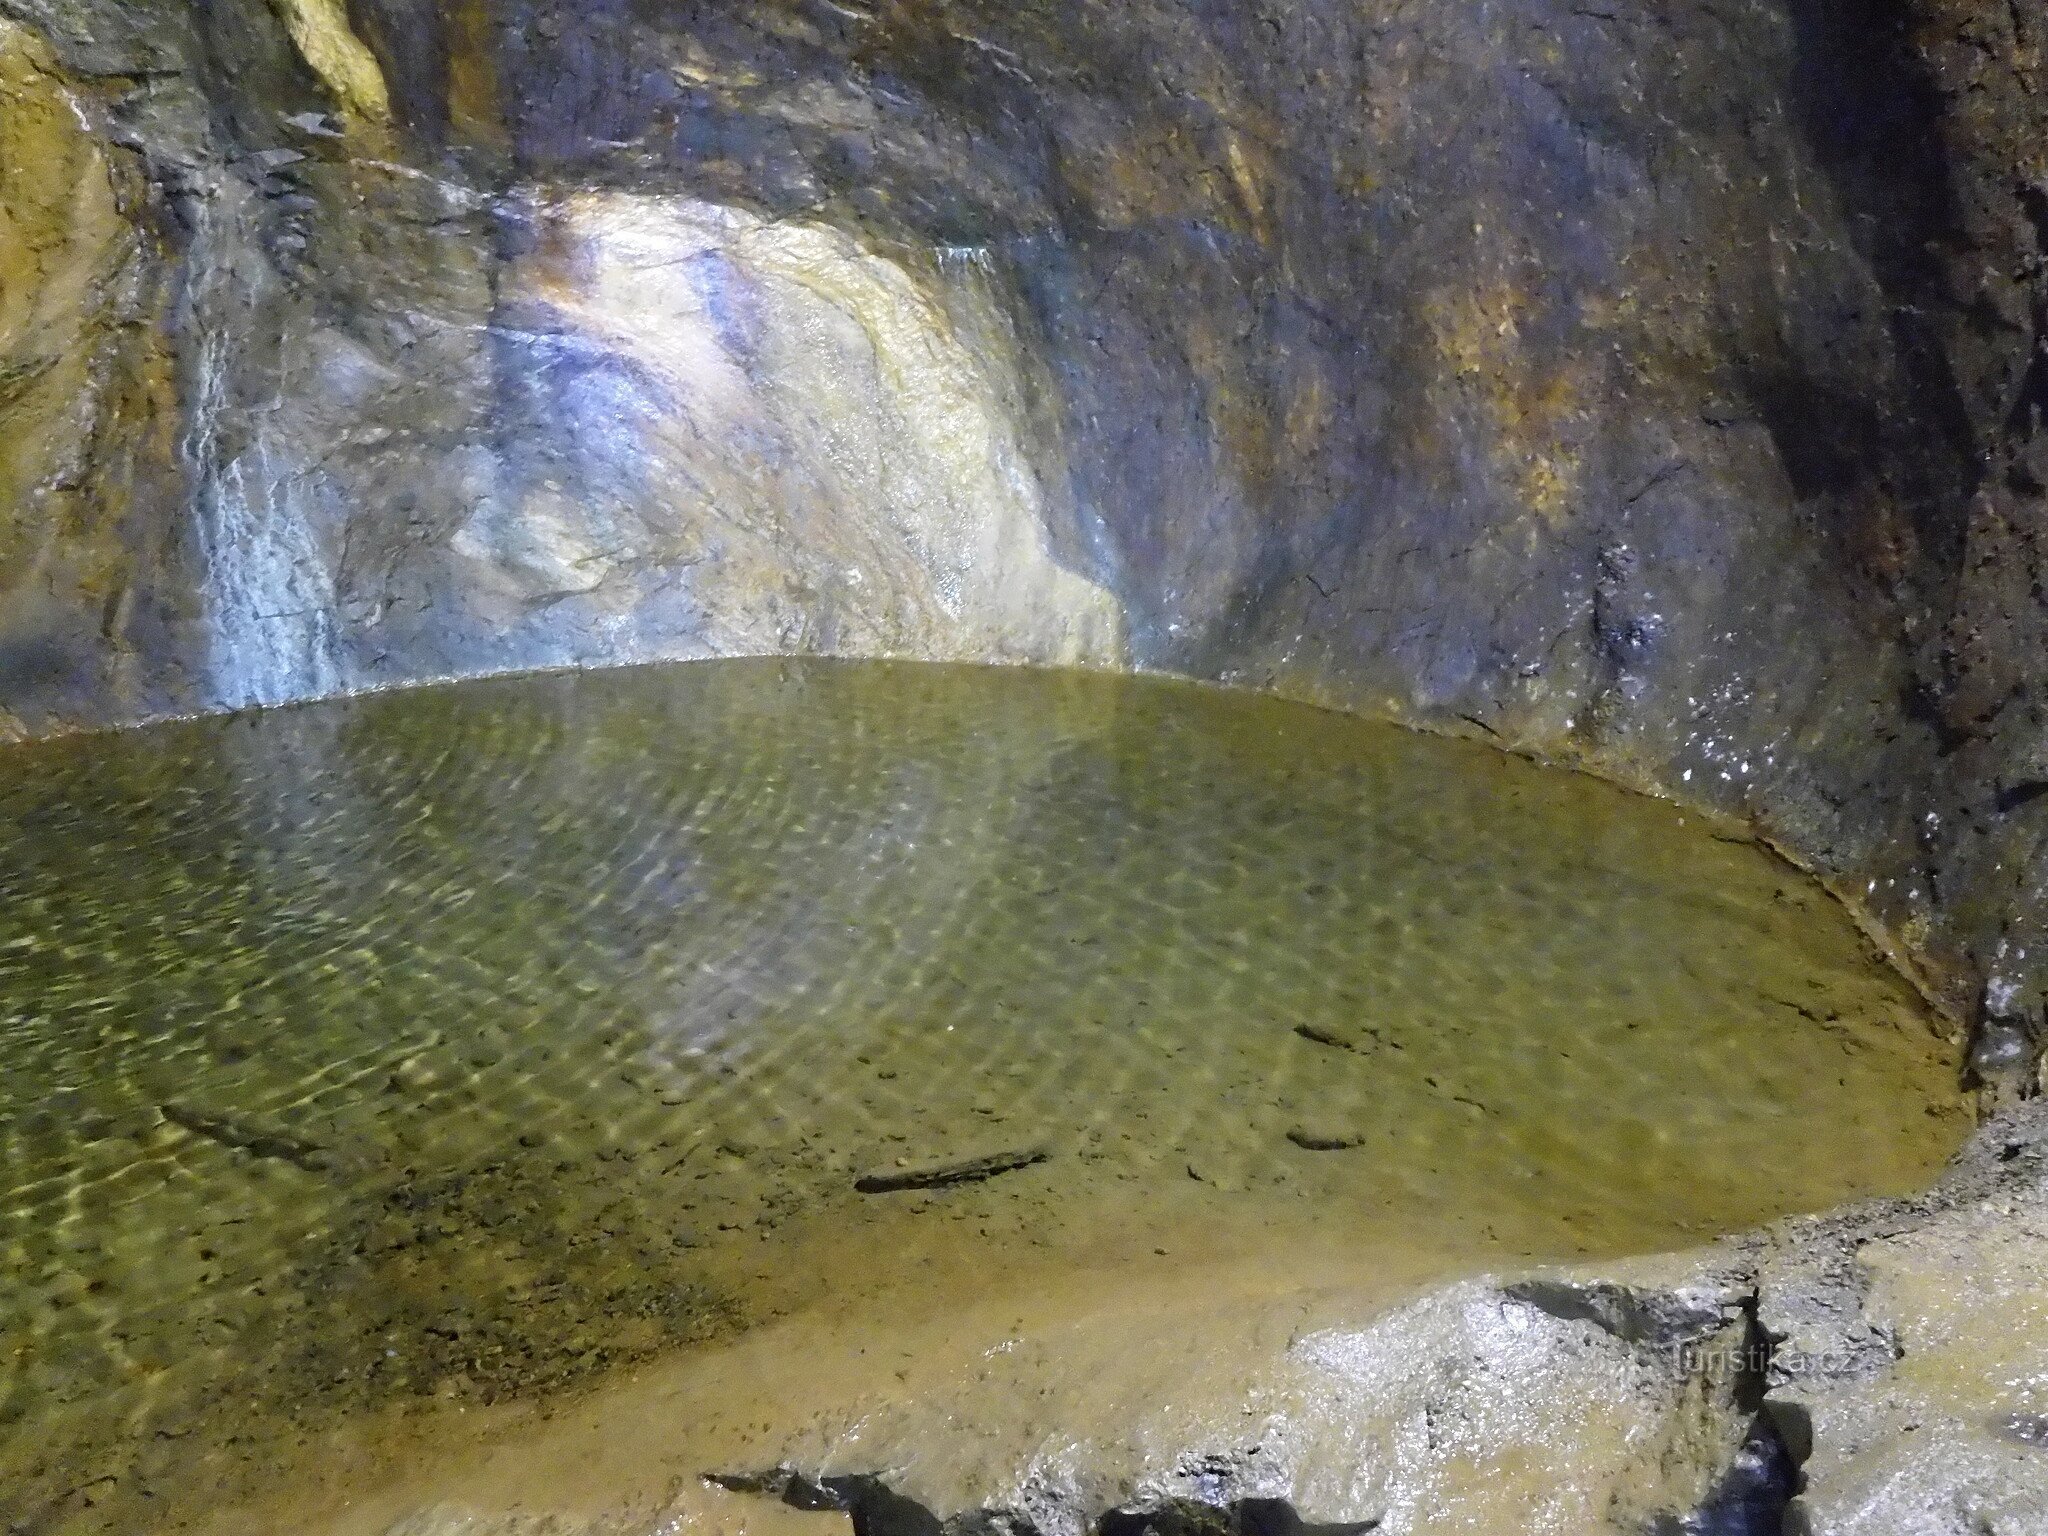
top-left (0, 0), bottom-right (2042, 1028)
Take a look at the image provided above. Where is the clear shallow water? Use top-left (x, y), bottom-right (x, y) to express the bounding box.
top-left (0, 659), bottom-right (1966, 1530)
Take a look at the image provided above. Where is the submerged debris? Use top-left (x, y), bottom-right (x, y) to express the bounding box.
top-left (855, 1147), bottom-right (1049, 1193)
top-left (158, 1101), bottom-right (330, 1173)
top-left (1293, 1023), bottom-right (1357, 1052)
top-left (1292, 1022), bottom-right (1387, 1053)
top-left (1286, 1128), bottom-right (1366, 1152)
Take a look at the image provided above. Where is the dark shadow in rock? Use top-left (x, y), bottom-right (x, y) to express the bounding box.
top-left (1992, 1412), bottom-right (2048, 1449)
top-left (1763, 1400), bottom-right (1814, 1465)
top-left (1660, 1408), bottom-right (1803, 1536)
top-left (707, 1469), bottom-right (942, 1535)
top-left (706, 1471), bottom-right (1381, 1536)
top-left (821, 1475), bottom-right (948, 1536)
top-left (1098, 1497), bottom-right (1379, 1536)
top-left (1500, 1279), bottom-right (1735, 1349)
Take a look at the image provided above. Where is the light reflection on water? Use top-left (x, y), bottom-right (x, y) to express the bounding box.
top-left (0, 658), bottom-right (1966, 1529)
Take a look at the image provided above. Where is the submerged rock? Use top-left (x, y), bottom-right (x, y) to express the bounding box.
top-left (1282, 1129), bottom-right (1365, 1153)
top-left (855, 1148), bottom-right (1050, 1194)
top-left (158, 1100), bottom-right (331, 1173)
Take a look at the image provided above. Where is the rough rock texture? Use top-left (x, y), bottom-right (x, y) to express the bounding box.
top-left (710, 1279), bottom-right (1780, 1536)
top-left (0, 0), bottom-right (2044, 1037)
top-left (696, 1109), bottom-right (2048, 1536)
top-left (0, 15), bottom-right (179, 741)
top-left (1754, 1108), bottom-right (2048, 1534)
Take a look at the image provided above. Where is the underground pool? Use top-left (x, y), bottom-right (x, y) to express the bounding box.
top-left (0, 658), bottom-right (1966, 1530)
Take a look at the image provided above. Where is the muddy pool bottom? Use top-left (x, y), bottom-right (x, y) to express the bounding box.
top-left (0, 659), bottom-right (1966, 1531)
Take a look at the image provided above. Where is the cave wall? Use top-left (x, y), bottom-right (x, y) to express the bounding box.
top-left (0, 0), bottom-right (2042, 1042)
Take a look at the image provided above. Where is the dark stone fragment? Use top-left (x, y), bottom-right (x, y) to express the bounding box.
top-left (1284, 1128), bottom-right (1365, 1152)
top-left (853, 1148), bottom-right (1049, 1193)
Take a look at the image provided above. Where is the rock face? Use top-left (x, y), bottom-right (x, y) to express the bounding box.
top-left (0, 15), bottom-right (179, 741)
top-left (0, 0), bottom-right (2043, 1034)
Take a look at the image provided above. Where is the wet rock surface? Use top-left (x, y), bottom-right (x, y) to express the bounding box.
top-left (1746, 1107), bottom-right (2048, 1534)
top-left (0, 0), bottom-right (2039, 1022)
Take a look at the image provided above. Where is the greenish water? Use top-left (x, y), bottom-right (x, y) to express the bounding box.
top-left (0, 659), bottom-right (1965, 1530)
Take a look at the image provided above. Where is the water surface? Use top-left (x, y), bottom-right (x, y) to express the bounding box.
top-left (0, 659), bottom-right (1966, 1530)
